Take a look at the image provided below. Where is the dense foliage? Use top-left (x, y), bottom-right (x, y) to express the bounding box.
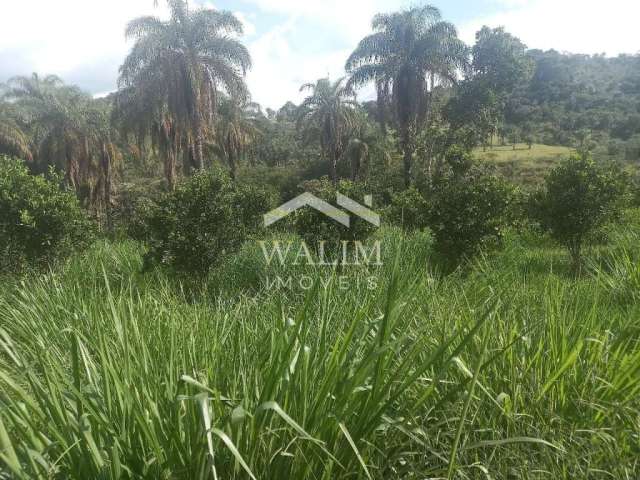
top-left (139, 167), bottom-right (272, 274)
top-left (0, 156), bottom-right (93, 272)
top-left (2, 222), bottom-right (640, 478)
top-left (386, 186), bottom-right (430, 231)
top-left (529, 155), bottom-right (628, 269)
top-left (507, 51), bottom-right (640, 151)
top-left (1, 1), bottom-right (640, 479)
top-left (428, 165), bottom-right (518, 266)
top-left (293, 177), bottom-right (378, 256)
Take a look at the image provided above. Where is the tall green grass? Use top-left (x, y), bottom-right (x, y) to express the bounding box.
top-left (1, 226), bottom-right (639, 479)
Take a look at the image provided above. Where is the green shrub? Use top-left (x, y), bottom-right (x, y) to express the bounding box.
top-left (125, 195), bottom-right (160, 242)
top-left (141, 167), bottom-right (273, 274)
top-left (293, 177), bottom-right (378, 257)
top-left (0, 155), bottom-right (93, 273)
top-left (386, 187), bottom-right (430, 231)
top-left (428, 166), bottom-right (518, 268)
top-left (631, 173), bottom-right (640, 207)
top-left (110, 179), bottom-right (165, 241)
top-left (443, 145), bottom-right (474, 177)
top-left (528, 155), bottom-right (627, 271)
top-left (237, 164), bottom-right (301, 203)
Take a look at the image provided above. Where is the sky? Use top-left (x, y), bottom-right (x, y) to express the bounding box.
top-left (1, 0), bottom-right (639, 109)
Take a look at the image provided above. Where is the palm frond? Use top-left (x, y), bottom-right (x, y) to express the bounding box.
top-left (191, 9), bottom-right (244, 36)
top-left (125, 16), bottom-right (164, 40)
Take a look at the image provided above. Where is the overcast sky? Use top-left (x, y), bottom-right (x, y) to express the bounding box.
top-left (1, 0), bottom-right (639, 109)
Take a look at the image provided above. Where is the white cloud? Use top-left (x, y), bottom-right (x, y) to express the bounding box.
top-left (460, 0), bottom-right (640, 55)
top-left (234, 11), bottom-right (257, 38)
top-left (243, 0), bottom-right (399, 108)
top-left (0, 0), bottom-right (171, 91)
top-left (242, 0), bottom-right (389, 44)
top-left (0, 0), bottom-right (169, 75)
top-left (246, 20), bottom-right (354, 109)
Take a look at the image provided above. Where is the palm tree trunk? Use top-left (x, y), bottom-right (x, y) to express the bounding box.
top-left (228, 153), bottom-right (237, 181)
top-left (401, 128), bottom-right (413, 188)
top-left (329, 152), bottom-right (338, 185)
top-left (165, 146), bottom-right (177, 191)
top-left (376, 80), bottom-right (389, 135)
top-left (66, 144), bottom-right (79, 192)
top-left (100, 142), bottom-right (113, 231)
top-left (378, 98), bottom-right (387, 135)
top-left (192, 90), bottom-right (205, 170)
top-left (194, 127), bottom-right (205, 170)
top-left (183, 147), bottom-right (192, 177)
top-left (403, 149), bottom-right (412, 188)
top-left (351, 155), bottom-right (359, 181)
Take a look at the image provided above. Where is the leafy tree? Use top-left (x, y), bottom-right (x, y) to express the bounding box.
top-left (0, 156), bottom-right (94, 273)
top-left (346, 5), bottom-right (468, 187)
top-left (529, 155), bottom-right (627, 271)
top-left (249, 115), bottom-right (300, 168)
top-left (118, 0), bottom-right (251, 173)
top-left (139, 166), bottom-right (272, 274)
top-left (446, 27), bottom-right (531, 149)
top-left (387, 187), bottom-right (430, 231)
top-left (297, 78), bottom-right (358, 183)
top-left (472, 27), bottom-right (533, 93)
top-left (428, 164), bottom-right (518, 268)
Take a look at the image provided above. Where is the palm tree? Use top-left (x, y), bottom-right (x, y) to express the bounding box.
top-left (85, 98), bottom-right (120, 224)
top-left (345, 138), bottom-right (369, 181)
top-left (113, 86), bottom-right (181, 190)
top-left (346, 6), bottom-right (468, 187)
top-left (119, 0), bottom-right (251, 172)
top-left (3, 75), bottom-right (118, 219)
top-left (213, 97), bottom-right (260, 180)
top-left (297, 78), bottom-right (358, 183)
top-left (0, 74), bottom-right (65, 162)
top-left (0, 102), bottom-right (32, 162)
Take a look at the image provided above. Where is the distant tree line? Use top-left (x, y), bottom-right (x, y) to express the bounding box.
top-left (0, 1), bottom-right (638, 275)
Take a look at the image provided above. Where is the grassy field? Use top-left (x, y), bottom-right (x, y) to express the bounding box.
top-left (474, 144), bottom-right (574, 186)
top-left (1, 219), bottom-right (640, 479)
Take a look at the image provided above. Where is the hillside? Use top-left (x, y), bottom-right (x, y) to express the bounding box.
top-left (475, 143), bottom-right (573, 185)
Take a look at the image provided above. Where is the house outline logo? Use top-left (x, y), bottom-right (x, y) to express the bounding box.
top-left (264, 192), bottom-right (381, 228)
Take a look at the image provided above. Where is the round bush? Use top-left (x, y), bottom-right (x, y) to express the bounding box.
top-left (0, 155), bottom-right (94, 273)
top-left (428, 166), bottom-right (518, 268)
top-left (528, 155), bottom-right (627, 270)
top-left (293, 177), bottom-right (379, 257)
top-left (140, 167), bottom-right (274, 275)
top-left (386, 187), bottom-right (430, 231)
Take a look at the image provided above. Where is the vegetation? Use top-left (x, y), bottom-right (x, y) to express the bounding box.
top-left (115, 1), bottom-right (251, 187)
top-left (0, 156), bottom-right (92, 273)
top-left (292, 178), bottom-right (378, 255)
top-left (1, 224), bottom-right (640, 478)
top-left (297, 79), bottom-right (358, 183)
top-left (529, 155), bottom-right (628, 271)
top-left (0, 75), bottom-right (118, 218)
top-left (138, 167), bottom-right (271, 274)
top-left (386, 186), bottom-right (430, 231)
top-left (345, 6), bottom-right (468, 187)
top-left (0, 0), bottom-right (639, 478)
top-left (428, 164), bottom-right (518, 267)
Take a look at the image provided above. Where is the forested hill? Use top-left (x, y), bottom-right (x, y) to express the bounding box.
top-left (505, 50), bottom-right (640, 156)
